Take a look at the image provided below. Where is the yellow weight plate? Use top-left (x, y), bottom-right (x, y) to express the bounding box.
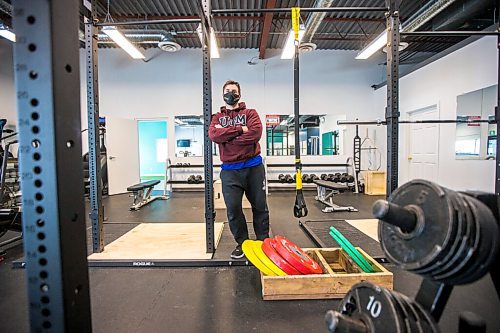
top-left (251, 240), bottom-right (287, 276)
top-left (242, 240), bottom-right (276, 276)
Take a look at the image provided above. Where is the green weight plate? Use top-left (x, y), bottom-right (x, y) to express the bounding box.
top-left (330, 232), bottom-right (373, 273)
top-left (328, 230), bottom-right (373, 273)
top-left (329, 227), bottom-right (374, 272)
top-left (329, 227), bottom-right (374, 273)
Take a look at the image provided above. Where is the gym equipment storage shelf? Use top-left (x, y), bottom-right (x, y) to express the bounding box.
top-left (260, 247), bottom-right (392, 300)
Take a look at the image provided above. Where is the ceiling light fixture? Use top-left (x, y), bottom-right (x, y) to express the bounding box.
top-left (0, 26), bottom-right (15, 42)
top-left (102, 26), bottom-right (145, 59)
top-left (101, 0), bottom-right (145, 59)
top-left (355, 30), bottom-right (387, 60)
top-left (281, 24), bottom-right (305, 59)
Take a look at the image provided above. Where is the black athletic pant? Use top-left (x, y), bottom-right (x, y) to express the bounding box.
top-left (220, 163), bottom-right (270, 245)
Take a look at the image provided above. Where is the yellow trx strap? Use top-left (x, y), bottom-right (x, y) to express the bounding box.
top-left (292, 7), bottom-right (300, 42)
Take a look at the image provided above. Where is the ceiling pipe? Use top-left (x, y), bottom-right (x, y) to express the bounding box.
top-left (430, 0), bottom-right (493, 31)
top-left (302, 0), bottom-right (335, 43)
top-left (0, 1), bottom-right (12, 17)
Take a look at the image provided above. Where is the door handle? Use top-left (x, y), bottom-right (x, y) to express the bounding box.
top-left (408, 156), bottom-right (413, 160)
top-left (109, 156), bottom-right (116, 160)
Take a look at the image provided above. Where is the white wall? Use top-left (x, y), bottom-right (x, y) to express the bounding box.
top-left (79, 47), bottom-right (383, 163)
top-left (0, 40), bottom-right (16, 126)
top-left (373, 36), bottom-right (497, 192)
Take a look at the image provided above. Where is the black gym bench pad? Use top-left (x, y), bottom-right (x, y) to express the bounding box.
top-left (127, 180), bottom-right (163, 211)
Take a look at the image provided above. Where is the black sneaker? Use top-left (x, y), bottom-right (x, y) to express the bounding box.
top-left (231, 245), bottom-right (245, 259)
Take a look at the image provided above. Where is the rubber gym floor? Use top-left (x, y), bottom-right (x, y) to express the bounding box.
top-left (1, 191), bottom-right (499, 332)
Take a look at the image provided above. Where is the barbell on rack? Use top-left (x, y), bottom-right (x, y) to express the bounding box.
top-left (338, 118), bottom-right (495, 126)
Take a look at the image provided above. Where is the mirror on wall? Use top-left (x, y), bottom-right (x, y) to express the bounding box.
top-left (174, 116), bottom-right (204, 157)
top-left (265, 114), bottom-right (345, 156)
top-left (455, 85), bottom-right (496, 160)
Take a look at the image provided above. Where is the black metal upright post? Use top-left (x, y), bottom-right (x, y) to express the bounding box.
top-left (385, 0), bottom-right (401, 197)
top-left (200, 0), bottom-right (215, 253)
top-left (86, 0), bottom-right (104, 253)
top-left (496, 25), bottom-right (500, 196)
top-left (13, 0), bottom-right (92, 331)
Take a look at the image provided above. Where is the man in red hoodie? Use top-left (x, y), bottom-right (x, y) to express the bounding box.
top-left (209, 80), bottom-right (269, 259)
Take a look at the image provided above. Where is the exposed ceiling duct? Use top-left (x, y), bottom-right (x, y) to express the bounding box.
top-left (0, 1), bottom-right (12, 17)
top-left (302, 0), bottom-right (334, 43)
top-left (430, 0), bottom-right (493, 31)
top-left (402, 0), bottom-right (458, 32)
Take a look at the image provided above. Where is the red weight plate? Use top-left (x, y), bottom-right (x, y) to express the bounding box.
top-left (262, 238), bottom-right (302, 275)
top-left (273, 236), bottom-right (323, 274)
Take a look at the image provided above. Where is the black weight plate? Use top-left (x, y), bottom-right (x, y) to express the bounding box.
top-left (339, 282), bottom-right (404, 333)
top-left (431, 192), bottom-right (478, 282)
top-left (412, 300), bottom-right (440, 333)
top-left (395, 293), bottom-right (425, 333)
top-left (423, 190), bottom-right (473, 278)
top-left (384, 289), bottom-right (411, 333)
top-left (448, 195), bottom-right (500, 285)
top-left (379, 180), bottom-right (455, 271)
top-left (413, 189), bottom-right (465, 275)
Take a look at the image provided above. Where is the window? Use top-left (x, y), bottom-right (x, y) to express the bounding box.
top-left (265, 114), bottom-right (345, 156)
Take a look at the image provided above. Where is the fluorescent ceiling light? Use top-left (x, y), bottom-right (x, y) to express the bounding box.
top-left (355, 30), bottom-right (387, 60)
top-left (102, 26), bottom-right (145, 59)
top-left (0, 28), bottom-right (15, 42)
top-left (197, 24), bottom-right (220, 58)
top-left (281, 25), bottom-right (305, 59)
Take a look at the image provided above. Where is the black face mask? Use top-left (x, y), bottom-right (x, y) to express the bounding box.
top-left (223, 91), bottom-right (240, 106)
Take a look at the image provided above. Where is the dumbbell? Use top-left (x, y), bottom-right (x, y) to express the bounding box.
top-left (278, 174), bottom-right (286, 183)
top-left (320, 174), bottom-right (328, 180)
top-left (325, 282), bottom-right (440, 333)
top-left (195, 175), bottom-right (202, 183)
top-left (310, 174), bottom-right (319, 181)
top-left (285, 174), bottom-right (294, 183)
top-left (302, 174), bottom-right (311, 183)
top-left (373, 179), bottom-right (500, 285)
top-left (327, 174), bottom-right (335, 182)
top-left (187, 175), bottom-right (196, 184)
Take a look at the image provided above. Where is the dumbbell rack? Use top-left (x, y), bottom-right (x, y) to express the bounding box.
top-left (267, 163), bottom-right (352, 190)
top-left (165, 160), bottom-right (221, 192)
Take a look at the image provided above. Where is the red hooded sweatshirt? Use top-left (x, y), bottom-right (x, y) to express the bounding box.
top-left (208, 102), bottom-right (262, 164)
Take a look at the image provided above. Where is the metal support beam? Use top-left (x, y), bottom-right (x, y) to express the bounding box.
top-left (338, 119), bottom-right (494, 125)
top-left (86, 1), bottom-right (104, 253)
top-left (385, 0), bottom-right (401, 197)
top-left (94, 18), bottom-right (201, 27)
top-left (13, 0), bottom-right (92, 331)
top-left (401, 31), bottom-right (500, 37)
top-left (258, 0), bottom-right (276, 59)
top-left (199, 0), bottom-right (215, 254)
top-left (212, 7), bottom-right (388, 14)
top-left (496, 25), bottom-right (500, 196)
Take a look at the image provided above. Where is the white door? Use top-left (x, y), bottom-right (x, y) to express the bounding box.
top-left (408, 105), bottom-right (439, 182)
top-left (106, 117), bottom-right (140, 195)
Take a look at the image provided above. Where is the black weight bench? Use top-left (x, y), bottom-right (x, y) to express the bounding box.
top-left (313, 180), bottom-right (358, 213)
top-left (127, 180), bottom-right (161, 211)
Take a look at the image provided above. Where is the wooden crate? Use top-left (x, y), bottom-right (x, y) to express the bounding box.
top-left (261, 247), bottom-right (392, 300)
top-left (362, 171), bottom-right (386, 195)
